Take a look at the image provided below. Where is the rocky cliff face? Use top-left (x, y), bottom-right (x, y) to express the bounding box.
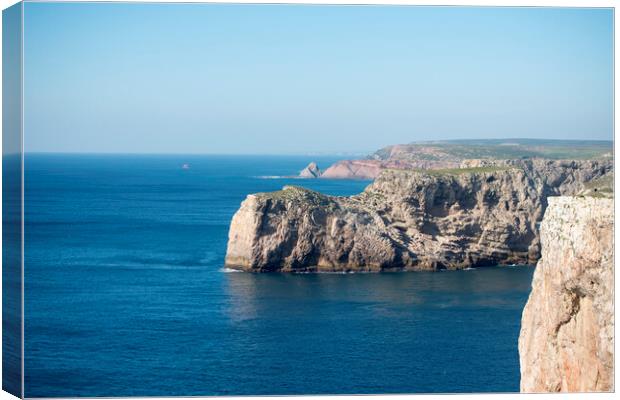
top-left (519, 196), bottom-right (613, 393)
top-left (320, 140), bottom-right (613, 179)
top-left (321, 159), bottom-right (459, 179)
top-left (225, 160), bottom-right (611, 272)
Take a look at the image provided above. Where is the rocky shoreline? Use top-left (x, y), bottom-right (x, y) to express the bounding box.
top-left (225, 159), bottom-right (611, 272)
top-left (226, 151), bottom-right (615, 392)
top-left (299, 139), bottom-right (613, 180)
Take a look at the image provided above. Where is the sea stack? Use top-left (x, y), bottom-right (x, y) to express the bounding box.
top-left (519, 196), bottom-right (614, 392)
top-left (299, 162), bottom-right (322, 178)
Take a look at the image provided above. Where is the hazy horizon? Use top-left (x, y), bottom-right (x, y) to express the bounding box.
top-left (21, 137), bottom-right (613, 157)
top-left (24, 4), bottom-right (613, 154)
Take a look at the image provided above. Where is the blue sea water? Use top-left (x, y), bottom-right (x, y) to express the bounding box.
top-left (24, 154), bottom-right (534, 397)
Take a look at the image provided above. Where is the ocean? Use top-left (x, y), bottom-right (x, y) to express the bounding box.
top-left (24, 154), bottom-right (534, 397)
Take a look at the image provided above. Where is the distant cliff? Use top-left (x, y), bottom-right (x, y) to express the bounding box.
top-left (225, 160), bottom-right (611, 272)
top-left (519, 196), bottom-right (613, 392)
top-left (319, 139), bottom-right (613, 179)
top-left (321, 159), bottom-right (459, 179)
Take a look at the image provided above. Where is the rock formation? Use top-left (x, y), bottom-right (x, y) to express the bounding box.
top-left (519, 196), bottom-right (613, 392)
top-left (321, 159), bottom-right (459, 179)
top-left (225, 159), bottom-right (611, 272)
top-left (299, 162), bottom-right (322, 178)
top-left (320, 160), bottom-right (383, 179)
top-left (319, 139), bottom-right (613, 179)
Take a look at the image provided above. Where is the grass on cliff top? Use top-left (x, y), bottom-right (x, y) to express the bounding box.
top-left (583, 174), bottom-right (614, 190)
top-left (371, 140), bottom-right (613, 161)
top-left (383, 165), bottom-right (514, 176)
top-left (580, 173), bottom-right (614, 198)
top-left (255, 185), bottom-right (337, 206)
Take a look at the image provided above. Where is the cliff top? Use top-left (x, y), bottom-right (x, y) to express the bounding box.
top-left (382, 165), bottom-right (514, 177)
top-left (371, 139), bottom-right (613, 162)
top-left (578, 173), bottom-right (614, 198)
top-left (254, 185), bottom-right (339, 206)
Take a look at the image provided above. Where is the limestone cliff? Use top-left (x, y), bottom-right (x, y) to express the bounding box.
top-left (519, 196), bottom-right (614, 392)
top-left (225, 160), bottom-right (611, 272)
top-left (321, 159), bottom-right (459, 179)
top-left (320, 139), bottom-right (613, 179)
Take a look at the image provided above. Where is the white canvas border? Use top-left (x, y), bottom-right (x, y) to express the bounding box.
top-left (0, 1), bottom-right (616, 399)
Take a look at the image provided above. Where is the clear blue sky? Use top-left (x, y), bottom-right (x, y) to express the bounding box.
top-left (24, 3), bottom-right (613, 154)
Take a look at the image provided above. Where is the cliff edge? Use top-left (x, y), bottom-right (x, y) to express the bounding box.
top-left (225, 160), bottom-right (611, 272)
top-left (320, 139), bottom-right (613, 179)
top-left (519, 196), bottom-right (614, 392)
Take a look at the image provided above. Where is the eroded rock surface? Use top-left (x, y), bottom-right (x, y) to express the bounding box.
top-left (519, 196), bottom-right (614, 393)
top-left (320, 139), bottom-right (613, 179)
top-left (225, 160), bottom-right (611, 272)
top-left (321, 159), bottom-right (459, 179)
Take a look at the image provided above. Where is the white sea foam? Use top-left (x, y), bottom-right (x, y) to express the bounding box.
top-left (220, 267), bottom-right (242, 273)
top-left (293, 270), bottom-right (372, 274)
top-left (256, 175), bottom-right (304, 179)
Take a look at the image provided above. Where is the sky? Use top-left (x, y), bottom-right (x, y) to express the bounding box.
top-left (23, 3), bottom-right (613, 154)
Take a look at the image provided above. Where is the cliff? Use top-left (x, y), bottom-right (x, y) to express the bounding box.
top-left (519, 196), bottom-right (614, 392)
top-left (371, 140), bottom-right (613, 162)
top-left (322, 139), bottom-right (612, 179)
top-left (225, 160), bottom-right (611, 272)
top-left (320, 139), bottom-right (613, 179)
top-left (321, 159), bottom-right (459, 179)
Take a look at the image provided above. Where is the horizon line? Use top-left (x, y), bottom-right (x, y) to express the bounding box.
top-left (20, 151), bottom-right (373, 156)
top-left (17, 137), bottom-right (615, 156)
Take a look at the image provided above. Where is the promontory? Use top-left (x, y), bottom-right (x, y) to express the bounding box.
top-left (225, 159), bottom-right (611, 272)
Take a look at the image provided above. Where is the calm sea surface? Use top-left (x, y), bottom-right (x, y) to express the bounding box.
top-left (24, 154), bottom-right (534, 397)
